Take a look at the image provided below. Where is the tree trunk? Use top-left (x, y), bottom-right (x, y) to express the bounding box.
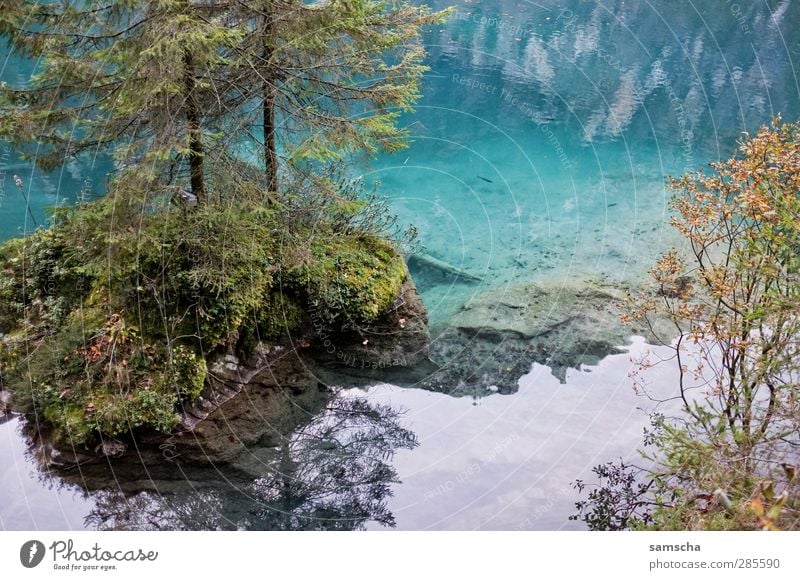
top-left (183, 49), bottom-right (205, 201)
top-left (263, 14), bottom-right (278, 193)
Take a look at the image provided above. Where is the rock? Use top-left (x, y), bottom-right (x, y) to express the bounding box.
top-left (178, 343), bottom-right (286, 432)
top-left (21, 274), bottom-right (432, 473)
top-left (173, 346), bottom-right (325, 464)
top-left (408, 253), bottom-right (484, 285)
top-left (0, 390), bottom-right (17, 425)
top-left (30, 345), bottom-right (327, 490)
top-left (311, 276), bottom-right (658, 395)
top-left (308, 275), bottom-right (434, 385)
top-left (35, 436), bottom-right (97, 469)
top-left (407, 253), bottom-right (483, 295)
top-left (453, 279), bottom-right (628, 344)
top-left (167, 276), bottom-right (430, 462)
top-left (419, 278), bottom-right (671, 393)
top-left (96, 439), bottom-right (128, 458)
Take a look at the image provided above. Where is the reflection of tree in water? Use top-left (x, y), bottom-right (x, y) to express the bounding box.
top-left (84, 392), bottom-right (418, 530)
top-left (85, 489), bottom-right (225, 531)
top-left (248, 394), bottom-right (418, 530)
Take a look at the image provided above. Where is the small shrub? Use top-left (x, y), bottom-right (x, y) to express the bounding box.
top-left (286, 234), bottom-right (407, 327)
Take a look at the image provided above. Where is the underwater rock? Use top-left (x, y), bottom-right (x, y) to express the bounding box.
top-left (418, 279), bottom-right (669, 394)
top-left (407, 253), bottom-right (484, 293)
top-left (314, 277), bottom-right (669, 396)
top-left (314, 277), bottom-right (671, 396)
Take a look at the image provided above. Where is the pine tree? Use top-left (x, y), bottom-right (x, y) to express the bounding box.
top-left (0, 0), bottom-right (447, 449)
top-left (0, 1), bottom-right (240, 202)
top-left (220, 0), bottom-right (448, 193)
top-left (0, 1), bottom-right (449, 200)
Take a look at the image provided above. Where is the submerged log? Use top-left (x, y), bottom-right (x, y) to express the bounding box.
top-left (407, 253), bottom-right (484, 284)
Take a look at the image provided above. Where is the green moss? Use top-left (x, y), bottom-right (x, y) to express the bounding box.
top-left (288, 234), bottom-right (407, 327)
top-left (42, 403), bottom-right (93, 446)
top-left (164, 345), bottom-right (208, 401)
top-left (6, 308), bottom-right (194, 444)
top-left (87, 390), bottom-right (179, 438)
top-left (239, 290), bottom-right (306, 350)
top-left (0, 237), bottom-right (25, 330)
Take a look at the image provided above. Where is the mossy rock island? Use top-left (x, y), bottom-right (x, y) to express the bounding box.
top-left (0, 182), bottom-right (429, 468)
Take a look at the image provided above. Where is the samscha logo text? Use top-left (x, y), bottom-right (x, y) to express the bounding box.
top-left (20, 540), bottom-right (46, 568)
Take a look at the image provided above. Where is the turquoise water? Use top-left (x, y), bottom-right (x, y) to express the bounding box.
top-left (371, 0), bottom-right (800, 325)
top-left (2, 0), bottom-right (800, 530)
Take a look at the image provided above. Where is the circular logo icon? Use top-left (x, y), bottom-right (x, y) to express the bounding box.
top-left (20, 540), bottom-right (46, 568)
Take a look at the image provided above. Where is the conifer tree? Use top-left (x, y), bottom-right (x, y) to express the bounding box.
top-left (0, 1), bottom-right (449, 199)
top-left (219, 0), bottom-right (448, 192)
top-left (0, 1), bottom-right (239, 202)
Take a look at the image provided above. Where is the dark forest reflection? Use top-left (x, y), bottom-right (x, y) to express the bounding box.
top-left (419, 0), bottom-right (800, 151)
top-left (82, 394), bottom-right (417, 530)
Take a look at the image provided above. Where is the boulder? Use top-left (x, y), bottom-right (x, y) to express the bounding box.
top-left (0, 389), bottom-right (10, 416)
top-left (307, 275), bottom-right (434, 385)
top-left (419, 278), bottom-right (667, 394)
top-left (172, 345), bottom-right (325, 464)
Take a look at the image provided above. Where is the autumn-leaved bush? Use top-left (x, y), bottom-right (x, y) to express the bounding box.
top-left (573, 118), bottom-right (800, 531)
